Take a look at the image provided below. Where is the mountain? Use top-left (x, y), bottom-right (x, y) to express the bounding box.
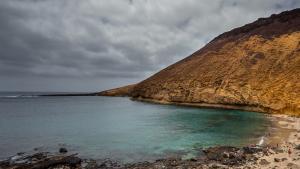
top-left (98, 8), bottom-right (300, 116)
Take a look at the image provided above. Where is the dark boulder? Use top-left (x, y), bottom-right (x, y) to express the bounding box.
top-left (59, 147), bottom-right (68, 153)
top-left (242, 146), bottom-right (263, 154)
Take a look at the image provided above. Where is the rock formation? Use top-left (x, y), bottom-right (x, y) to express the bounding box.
top-left (99, 8), bottom-right (300, 116)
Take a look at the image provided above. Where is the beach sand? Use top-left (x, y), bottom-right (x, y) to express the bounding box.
top-left (241, 115), bottom-right (300, 169)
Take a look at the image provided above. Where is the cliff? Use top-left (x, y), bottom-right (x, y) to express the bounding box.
top-left (99, 9), bottom-right (300, 116)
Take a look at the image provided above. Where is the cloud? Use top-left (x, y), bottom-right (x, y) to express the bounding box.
top-left (0, 0), bottom-right (299, 91)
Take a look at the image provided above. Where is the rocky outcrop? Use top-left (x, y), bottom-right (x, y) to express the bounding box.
top-left (99, 8), bottom-right (300, 116)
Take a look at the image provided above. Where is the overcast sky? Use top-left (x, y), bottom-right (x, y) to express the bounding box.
top-left (0, 0), bottom-right (299, 92)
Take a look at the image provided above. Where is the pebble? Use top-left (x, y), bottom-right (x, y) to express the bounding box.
top-left (281, 157), bottom-right (287, 161)
top-left (259, 159), bottom-right (270, 165)
top-left (274, 158), bottom-right (281, 162)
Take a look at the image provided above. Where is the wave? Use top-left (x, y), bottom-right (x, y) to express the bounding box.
top-left (257, 136), bottom-right (265, 146)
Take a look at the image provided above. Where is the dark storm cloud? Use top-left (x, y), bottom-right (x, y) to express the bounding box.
top-left (0, 0), bottom-right (299, 91)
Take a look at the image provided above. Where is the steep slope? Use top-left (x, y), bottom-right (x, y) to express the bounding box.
top-left (97, 84), bottom-right (135, 96)
top-left (99, 9), bottom-right (300, 116)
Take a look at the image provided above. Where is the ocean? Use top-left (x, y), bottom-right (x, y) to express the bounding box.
top-left (0, 92), bottom-right (271, 162)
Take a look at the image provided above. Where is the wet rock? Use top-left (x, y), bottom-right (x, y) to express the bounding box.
top-left (59, 148), bottom-right (68, 154)
top-left (204, 146), bottom-right (239, 161)
top-left (242, 146), bottom-right (263, 154)
top-left (295, 144), bottom-right (300, 150)
top-left (83, 160), bottom-right (98, 169)
top-left (97, 159), bottom-right (121, 169)
top-left (189, 158), bottom-right (197, 162)
top-left (31, 152), bottom-right (48, 160)
top-left (259, 159), bottom-right (270, 165)
top-left (31, 155), bottom-right (81, 169)
top-left (16, 152), bottom-right (25, 156)
top-left (1, 152), bottom-right (82, 169)
top-left (203, 146), bottom-right (250, 166)
top-left (65, 156), bottom-right (81, 166)
top-left (155, 159), bottom-right (164, 162)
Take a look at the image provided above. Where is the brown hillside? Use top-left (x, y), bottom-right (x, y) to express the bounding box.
top-left (99, 8), bottom-right (300, 116)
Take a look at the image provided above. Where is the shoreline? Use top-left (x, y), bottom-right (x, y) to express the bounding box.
top-left (1, 114), bottom-right (299, 169)
top-left (131, 97), bottom-right (270, 114)
top-left (131, 97), bottom-right (300, 118)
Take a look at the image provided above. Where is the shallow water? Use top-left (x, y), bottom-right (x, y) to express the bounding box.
top-left (0, 92), bottom-right (271, 162)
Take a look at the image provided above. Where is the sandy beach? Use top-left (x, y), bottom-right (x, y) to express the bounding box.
top-left (240, 114), bottom-right (300, 169)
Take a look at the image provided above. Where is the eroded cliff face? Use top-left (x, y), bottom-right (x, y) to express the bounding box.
top-left (99, 9), bottom-right (300, 116)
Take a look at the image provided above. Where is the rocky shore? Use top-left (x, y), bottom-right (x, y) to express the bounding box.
top-left (0, 146), bottom-right (280, 169)
top-left (1, 115), bottom-right (299, 169)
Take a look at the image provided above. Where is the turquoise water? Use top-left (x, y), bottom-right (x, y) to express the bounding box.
top-left (0, 93), bottom-right (271, 162)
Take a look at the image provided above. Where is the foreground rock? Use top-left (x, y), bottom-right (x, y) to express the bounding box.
top-left (0, 152), bottom-right (81, 169)
top-left (0, 145), bottom-right (276, 169)
top-left (1, 137), bottom-right (300, 169)
top-left (98, 8), bottom-right (300, 116)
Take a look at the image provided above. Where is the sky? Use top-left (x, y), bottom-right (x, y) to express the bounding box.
top-left (0, 0), bottom-right (299, 92)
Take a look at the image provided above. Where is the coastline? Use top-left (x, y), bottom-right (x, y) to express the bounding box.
top-left (1, 113), bottom-right (299, 169)
top-left (131, 97), bottom-right (300, 117)
top-left (131, 97), bottom-right (272, 115)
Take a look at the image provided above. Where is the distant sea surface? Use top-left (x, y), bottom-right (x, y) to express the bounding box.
top-left (0, 92), bottom-right (271, 162)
